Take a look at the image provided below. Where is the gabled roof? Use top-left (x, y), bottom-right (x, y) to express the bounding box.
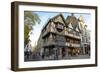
top-left (52, 13), bottom-right (66, 26)
top-left (65, 14), bottom-right (81, 32)
top-left (41, 13), bottom-right (66, 32)
top-left (42, 13), bottom-right (81, 33)
top-left (66, 15), bottom-right (79, 29)
top-left (41, 19), bottom-right (52, 32)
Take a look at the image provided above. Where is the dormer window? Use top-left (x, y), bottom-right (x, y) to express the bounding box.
top-left (56, 22), bottom-right (64, 32)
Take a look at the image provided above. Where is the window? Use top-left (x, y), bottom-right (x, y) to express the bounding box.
top-left (56, 23), bottom-right (64, 32)
top-left (57, 23), bottom-right (64, 29)
top-left (66, 38), bottom-right (70, 42)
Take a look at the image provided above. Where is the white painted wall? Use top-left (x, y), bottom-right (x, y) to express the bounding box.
top-left (0, 0), bottom-right (99, 73)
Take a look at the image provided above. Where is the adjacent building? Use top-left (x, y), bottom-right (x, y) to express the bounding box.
top-left (78, 16), bottom-right (90, 55)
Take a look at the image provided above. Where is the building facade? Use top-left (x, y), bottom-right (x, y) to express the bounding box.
top-left (36, 13), bottom-right (90, 60)
top-left (78, 16), bottom-right (90, 55)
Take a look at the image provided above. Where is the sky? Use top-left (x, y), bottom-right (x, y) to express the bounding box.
top-left (28, 11), bottom-right (91, 47)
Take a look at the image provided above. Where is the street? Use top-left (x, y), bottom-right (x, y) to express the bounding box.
top-left (24, 53), bottom-right (90, 61)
